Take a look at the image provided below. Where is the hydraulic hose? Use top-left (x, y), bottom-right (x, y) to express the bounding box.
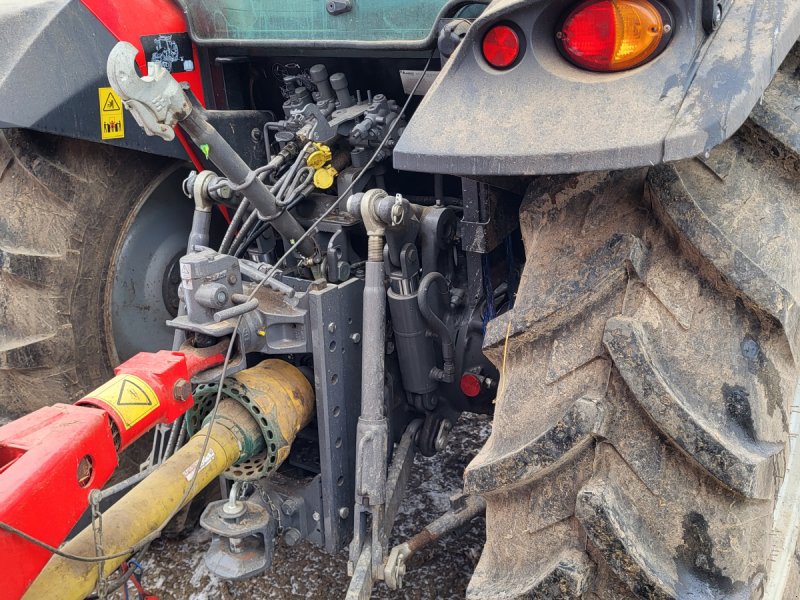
top-left (417, 272), bottom-right (455, 383)
top-left (179, 106), bottom-right (316, 259)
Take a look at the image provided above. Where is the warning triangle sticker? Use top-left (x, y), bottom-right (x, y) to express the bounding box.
top-left (116, 379), bottom-right (154, 406)
top-left (102, 93), bottom-right (121, 111)
top-left (86, 374), bottom-right (159, 429)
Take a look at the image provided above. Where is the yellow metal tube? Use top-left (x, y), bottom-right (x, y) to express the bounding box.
top-left (24, 406), bottom-right (245, 600)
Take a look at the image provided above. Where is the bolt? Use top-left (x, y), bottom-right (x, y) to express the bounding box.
top-left (281, 498), bottom-right (299, 516)
top-left (173, 378), bottom-right (192, 401)
top-left (663, 23), bottom-right (672, 34)
top-left (338, 507), bottom-right (350, 519)
top-left (312, 511), bottom-right (321, 522)
top-left (228, 273), bottom-right (238, 285)
top-left (328, 322), bottom-right (337, 333)
top-left (250, 128), bottom-right (262, 143)
top-left (326, 0), bottom-right (352, 16)
top-left (350, 332), bottom-right (361, 344)
top-left (215, 289), bottom-right (228, 305)
top-left (229, 536), bottom-right (244, 554)
top-left (283, 528), bottom-right (302, 546)
top-left (222, 499), bottom-right (246, 519)
top-left (337, 261), bottom-right (351, 281)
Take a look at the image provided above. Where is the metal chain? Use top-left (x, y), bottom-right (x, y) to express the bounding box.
top-left (90, 490), bottom-right (107, 598)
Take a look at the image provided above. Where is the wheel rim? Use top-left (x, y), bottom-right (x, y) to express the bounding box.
top-left (105, 166), bottom-right (193, 363)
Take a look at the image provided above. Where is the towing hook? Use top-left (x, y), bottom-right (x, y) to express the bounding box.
top-left (106, 41), bottom-right (192, 142)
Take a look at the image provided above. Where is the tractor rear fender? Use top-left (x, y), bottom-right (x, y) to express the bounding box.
top-left (0, 0), bottom-right (202, 159)
top-left (394, 0), bottom-right (800, 176)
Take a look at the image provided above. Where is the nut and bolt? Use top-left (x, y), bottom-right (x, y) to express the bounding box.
top-left (281, 498), bottom-right (300, 516)
top-left (338, 507), bottom-right (350, 519)
top-left (227, 273), bottom-right (238, 285)
top-left (283, 528), bottom-right (302, 546)
top-left (215, 289), bottom-right (228, 305)
top-left (350, 332), bottom-right (361, 344)
top-left (312, 511), bottom-right (321, 522)
top-left (173, 378), bottom-right (192, 401)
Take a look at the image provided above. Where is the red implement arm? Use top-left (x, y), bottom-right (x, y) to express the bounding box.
top-left (0, 346), bottom-right (223, 598)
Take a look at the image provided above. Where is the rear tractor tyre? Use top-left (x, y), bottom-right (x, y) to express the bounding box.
top-left (0, 129), bottom-right (192, 429)
top-left (465, 122), bottom-right (800, 599)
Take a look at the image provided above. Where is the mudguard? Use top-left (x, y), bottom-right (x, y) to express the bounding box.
top-left (394, 0), bottom-right (800, 176)
top-left (751, 44), bottom-right (800, 158)
top-left (0, 0), bottom-right (203, 159)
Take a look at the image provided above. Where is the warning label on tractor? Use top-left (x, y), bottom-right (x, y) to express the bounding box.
top-left (88, 374), bottom-right (159, 429)
top-left (98, 87), bottom-right (125, 140)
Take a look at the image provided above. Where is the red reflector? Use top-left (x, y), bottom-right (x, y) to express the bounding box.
top-left (482, 25), bottom-right (521, 69)
top-left (460, 373), bottom-right (483, 398)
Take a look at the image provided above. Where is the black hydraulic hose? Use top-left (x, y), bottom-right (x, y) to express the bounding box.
top-left (179, 106), bottom-right (316, 258)
top-left (219, 197), bottom-right (250, 254)
top-left (417, 272), bottom-right (455, 383)
top-left (228, 209), bottom-right (260, 256)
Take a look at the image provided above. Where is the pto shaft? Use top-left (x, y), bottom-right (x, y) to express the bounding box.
top-left (25, 359), bottom-right (314, 600)
top-left (24, 399), bottom-right (252, 600)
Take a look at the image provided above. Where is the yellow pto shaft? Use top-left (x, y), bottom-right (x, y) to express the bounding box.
top-left (24, 403), bottom-right (246, 600)
top-left (26, 359), bottom-right (314, 600)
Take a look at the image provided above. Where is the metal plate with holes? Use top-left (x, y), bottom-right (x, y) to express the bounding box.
top-left (306, 277), bottom-right (364, 553)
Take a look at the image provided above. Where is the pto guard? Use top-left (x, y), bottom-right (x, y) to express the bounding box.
top-left (77, 351), bottom-right (201, 450)
top-left (0, 403), bottom-right (117, 598)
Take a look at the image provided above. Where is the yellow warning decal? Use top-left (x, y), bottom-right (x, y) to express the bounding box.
top-left (88, 374), bottom-right (159, 429)
top-left (98, 87), bottom-right (125, 140)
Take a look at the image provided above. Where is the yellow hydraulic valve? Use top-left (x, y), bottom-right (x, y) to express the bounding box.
top-left (26, 359), bottom-right (314, 600)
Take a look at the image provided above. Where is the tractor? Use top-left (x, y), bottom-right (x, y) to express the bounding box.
top-left (1, 0), bottom-right (800, 598)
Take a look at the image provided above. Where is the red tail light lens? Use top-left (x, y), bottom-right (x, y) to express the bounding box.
top-left (557, 0), bottom-right (673, 72)
top-left (482, 24), bottom-right (521, 69)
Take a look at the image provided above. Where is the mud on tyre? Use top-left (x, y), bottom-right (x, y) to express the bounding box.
top-left (0, 129), bottom-right (180, 424)
top-left (465, 121), bottom-right (800, 599)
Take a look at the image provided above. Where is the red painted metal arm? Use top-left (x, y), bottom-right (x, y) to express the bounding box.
top-left (0, 346), bottom-right (223, 597)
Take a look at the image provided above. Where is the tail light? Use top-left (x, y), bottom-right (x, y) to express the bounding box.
top-left (557, 0), bottom-right (673, 72)
top-left (482, 24), bottom-right (522, 69)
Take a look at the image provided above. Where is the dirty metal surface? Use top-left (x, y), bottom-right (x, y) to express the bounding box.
top-left (137, 413), bottom-right (490, 599)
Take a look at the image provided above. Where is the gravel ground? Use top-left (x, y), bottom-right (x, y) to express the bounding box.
top-left (133, 413), bottom-right (491, 600)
